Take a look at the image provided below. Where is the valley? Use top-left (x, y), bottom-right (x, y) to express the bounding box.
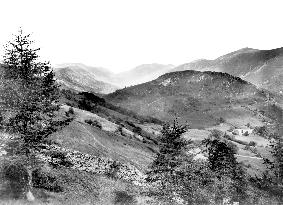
top-left (1, 45), bottom-right (283, 204)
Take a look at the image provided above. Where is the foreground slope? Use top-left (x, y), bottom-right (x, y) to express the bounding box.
top-left (172, 47), bottom-right (283, 94)
top-left (106, 70), bottom-right (272, 128)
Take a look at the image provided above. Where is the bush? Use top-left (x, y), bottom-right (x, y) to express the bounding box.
top-left (32, 168), bottom-right (63, 192)
top-left (65, 107), bottom-right (75, 117)
top-left (243, 131), bottom-right (249, 136)
top-left (0, 159), bottom-right (29, 199)
top-left (253, 126), bottom-right (268, 137)
top-left (249, 141), bottom-right (257, 147)
top-left (48, 150), bottom-right (73, 168)
top-left (219, 117), bottom-right (225, 124)
top-left (106, 161), bottom-right (120, 179)
top-left (114, 191), bottom-right (136, 205)
top-left (116, 124), bottom-right (124, 136)
top-left (85, 119), bottom-right (102, 129)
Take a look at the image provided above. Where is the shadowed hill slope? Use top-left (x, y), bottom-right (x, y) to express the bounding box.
top-left (106, 70), bottom-right (271, 128)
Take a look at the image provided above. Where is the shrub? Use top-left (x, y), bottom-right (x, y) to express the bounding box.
top-left (48, 150), bottom-right (73, 168)
top-left (65, 107), bottom-right (75, 117)
top-left (253, 126), bottom-right (268, 137)
top-left (244, 145), bottom-right (250, 150)
top-left (243, 131), bottom-right (249, 136)
top-left (32, 168), bottom-right (63, 192)
top-left (219, 117), bottom-right (225, 124)
top-left (0, 158), bottom-right (29, 199)
top-left (249, 141), bottom-right (257, 147)
top-left (114, 191), bottom-right (136, 205)
top-left (116, 124), bottom-right (124, 136)
top-left (85, 119), bottom-right (102, 129)
top-left (106, 161), bottom-right (120, 179)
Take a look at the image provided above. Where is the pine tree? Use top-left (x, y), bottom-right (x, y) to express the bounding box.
top-left (1, 29), bottom-right (60, 149)
top-left (0, 29), bottom-right (60, 200)
top-left (261, 133), bottom-right (283, 202)
top-left (202, 130), bottom-right (247, 203)
top-left (146, 121), bottom-right (190, 203)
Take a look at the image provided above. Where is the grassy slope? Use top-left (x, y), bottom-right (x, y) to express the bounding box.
top-left (50, 106), bottom-right (155, 171)
top-left (106, 70), bottom-right (271, 128)
top-left (0, 105), bottom-right (159, 204)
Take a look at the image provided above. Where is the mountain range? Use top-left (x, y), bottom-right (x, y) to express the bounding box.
top-left (54, 64), bottom-right (118, 94)
top-left (55, 47), bottom-right (283, 96)
top-left (54, 63), bottom-right (173, 94)
top-left (172, 47), bottom-right (283, 95)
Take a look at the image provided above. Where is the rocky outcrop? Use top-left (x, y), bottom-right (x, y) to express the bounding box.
top-left (39, 144), bottom-right (147, 187)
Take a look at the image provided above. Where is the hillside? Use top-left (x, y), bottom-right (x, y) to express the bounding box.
top-left (0, 105), bottom-right (158, 204)
top-left (171, 47), bottom-right (283, 95)
top-left (106, 70), bottom-right (273, 128)
top-left (55, 66), bottom-right (119, 94)
top-left (54, 63), bottom-right (174, 93)
top-left (0, 89), bottom-right (280, 204)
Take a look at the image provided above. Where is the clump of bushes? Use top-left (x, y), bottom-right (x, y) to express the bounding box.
top-left (106, 161), bottom-right (121, 179)
top-left (65, 107), bottom-right (75, 117)
top-left (227, 127), bottom-right (234, 132)
top-left (0, 158), bottom-right (29, 199)
top-left (85, 119), bottom-right (102, 129)
top-left (253, 126), bottom-right (269, 137)
top-left (116, 124), bottom-right (124, 136)
top-left (114, 190), bottom-right (136, 205)
top-left (249, 141), bottom-right (257, 147)
top-left (243, 131), bottom-right (249, 136)
top-left (32, 168), bottom-right (63, 192)
top-left (48, 150), bottom-right (73, 168)
top-left (219, 117), bottom-right (225, 124)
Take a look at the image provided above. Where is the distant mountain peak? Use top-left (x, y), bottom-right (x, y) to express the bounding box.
top-left (171, 47), bottom-right (283, 95)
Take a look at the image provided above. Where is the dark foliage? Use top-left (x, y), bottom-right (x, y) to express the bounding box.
top-left (114, 191), bottom-right (136, 205)
top-left (146, 122), bottom-right (190, 203)
top-left (60, 89), bottom-right (164, 125)
top-left (202, 130), bottom-right (248, 202)
top-left (65, 107), bottom-right (75, 117)
top-left (32, 168), bottom-right (63, 192)
top-left (85, 119), bottom-right (102, 129)
top-left (0, 159), bottom-right (29, 199)
top-left (0, 29), bottom-right (61, 152)
top-left (48, 150), bottom-right (73, 168)
top-left (253, 126), bottom-right (269, 138)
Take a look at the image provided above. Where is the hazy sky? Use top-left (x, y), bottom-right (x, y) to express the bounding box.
top-left (0, 0), bottom-right (283, 73)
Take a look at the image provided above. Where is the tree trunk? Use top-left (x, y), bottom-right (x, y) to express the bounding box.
top-left (26, 167), bottom-right (35, 201)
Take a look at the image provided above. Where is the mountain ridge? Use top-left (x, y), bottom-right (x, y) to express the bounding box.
top-left (171, 47), bottom-right (283, 94)
top-left (106, 69), bottom-right (271, 128)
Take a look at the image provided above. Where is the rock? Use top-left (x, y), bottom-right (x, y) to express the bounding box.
top-left (26, 190), bottom-right (35, 201)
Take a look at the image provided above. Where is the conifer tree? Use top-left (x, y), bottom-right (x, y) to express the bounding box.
top-left (1, 29), bottom-right (60, 149)
top-left (146, 121), bottom-right (190, 203)
top-left (0, 29), bottom-right (60, 200)
top-left (202, 130), bottom-right (247, 203)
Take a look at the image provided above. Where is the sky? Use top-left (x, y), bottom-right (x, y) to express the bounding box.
top-left (0, 0), bottom-right (283, 73)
